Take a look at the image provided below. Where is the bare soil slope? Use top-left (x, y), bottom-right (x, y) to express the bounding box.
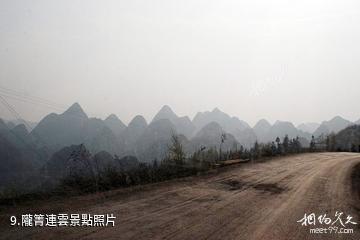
top-left (1, 152), bottom-right (360, 240)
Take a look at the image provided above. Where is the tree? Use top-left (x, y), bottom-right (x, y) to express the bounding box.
top-left (294, 137), bottom-right (301, 153)
top-left (238, 145), bottom-right (244, 159)
top-left (261, 143), bottom-right (273, 157)
top-left (283, 135), bottom-right (289, 154)
top-left (271, 141), bottom-right (277, 156)
top-left (310, 135), bottom-right (316, 152)
top-left (275, 137), bottom-right (282, 154)
top-left (326, 133), bottom-right (336, 152)
top-left (219, 133), bottom-right (227, 161)
top-left (253, 141), bottom-right (260, 159)
top-left (153, 158), bottom-right (158, 168)
top-left (351, 143), bottom-right (357, 152)
top-left (275, 137), bottom-right (280, 145)
top-left (168, 134), bottom-right (186, 166)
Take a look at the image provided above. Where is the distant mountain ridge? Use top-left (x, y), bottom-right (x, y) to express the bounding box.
top-left (2, 102), bottom-right (358, 165)
top-left (313, 116), bottom-right (353, 137)
top-left (187, 122), bottom-right (239, 153)
top-left (5, 118), bottom-right (38, 131)
top-left (192, 108), bottom-right (255, 147)
top-left (152, 105), bottom-right (195, 138)
top-left (193, 108), bottom-right (250, 134)
top-left (297, 122), bottom-right (320, 134)
top-left (104, 114), bottom-right (127, 135)
top-left (253, 119), bottom-right (272, 143)
top-left (333, 125), bottom-right (360, 151)
top-left (30, 103), bottom-right (124, 156)
top-left (1, 102), bottom-right (359, 190)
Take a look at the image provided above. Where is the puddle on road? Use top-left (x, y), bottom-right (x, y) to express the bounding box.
top-left (194, 195), bottom-right (222, 203)
top-left (221, 179), bottom-right (247, 191)
top-left (218, 179), bottom-right (286, 194)
top-left (253, 183), bottom-right (286, 194)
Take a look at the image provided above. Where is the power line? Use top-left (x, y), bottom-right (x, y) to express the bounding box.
top-left (0, 95), bottom-right (48, 164)
top-left (0, 94), bottom-right (55, 177)
top-left (0, 87), bottom-right (104, 121)
top-left (0, 94), bottom-right (52, 149)
top-left (0, 91), bottom-right (64, 112)
top-left (0, 95), bottom-right (34, 131)
top-left (0, 85), bottom-right (65, 109)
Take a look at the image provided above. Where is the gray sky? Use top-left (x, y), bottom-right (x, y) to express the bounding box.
top-left (1, 0), bottom-right (360, 126)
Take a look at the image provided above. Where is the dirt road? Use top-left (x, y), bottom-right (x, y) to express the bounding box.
top-left (1, 152), bottom-right (360, 240)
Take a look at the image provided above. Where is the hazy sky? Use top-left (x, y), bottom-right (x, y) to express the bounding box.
top-left (1, 0), bottom-right (360, 126)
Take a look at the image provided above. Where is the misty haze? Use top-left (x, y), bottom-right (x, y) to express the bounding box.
top-left (1, 1), bottom-right (360, 240)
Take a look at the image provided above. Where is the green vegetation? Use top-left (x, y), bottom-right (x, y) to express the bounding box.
top-left (58, 134), bottom-right (307, 194)
top-left (0, 132), bottom-right (319, 204)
